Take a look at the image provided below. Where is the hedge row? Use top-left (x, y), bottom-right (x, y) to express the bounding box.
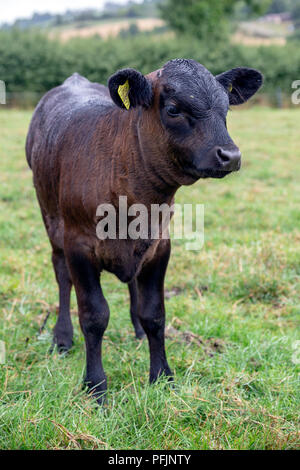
top-left (0, 29), bottom-right (298, 98)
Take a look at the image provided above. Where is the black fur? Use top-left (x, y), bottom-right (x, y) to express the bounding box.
top-left (162, 59), bottom-right (228, 111)
top-left (108, 68), bottom-right (153, 109)
top-left (216, 67), bottom-right (263, 105)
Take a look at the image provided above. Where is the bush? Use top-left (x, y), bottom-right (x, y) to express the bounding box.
top-left (0, 29), bottom-right (298, 103)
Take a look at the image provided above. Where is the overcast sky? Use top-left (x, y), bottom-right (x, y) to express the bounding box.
top-left (0, 0), bottom-right (135, 24)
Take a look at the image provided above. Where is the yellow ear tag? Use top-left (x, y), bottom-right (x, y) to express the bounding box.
top-left (228, 83), bottom-right (233, 92)
top-left (118, 80), bottom-right (130, 110)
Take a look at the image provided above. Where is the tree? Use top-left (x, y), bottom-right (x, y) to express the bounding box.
top-left (290, 0), bottom-right (300, 39)
top-left (267, 0), bottom-right (294, 14)
top-left (291, 0), bottom-right (300, 23)
top-left (159, 0), bottom-right (271, 42)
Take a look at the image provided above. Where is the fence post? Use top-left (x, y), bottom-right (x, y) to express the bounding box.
top-left (276, 87), bottom-right (282, 108)
top-left (0, 80), bottom-right (6, 104)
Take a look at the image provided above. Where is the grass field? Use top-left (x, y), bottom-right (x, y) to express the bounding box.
top-left (50, 18), bottom-right (165, 41)
top-left (0, 107), bottom-right (299, 450)
top-left (47, 16), bottom-right (289, 45)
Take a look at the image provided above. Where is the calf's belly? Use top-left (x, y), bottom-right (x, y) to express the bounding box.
top-left (95, 238), bottom-right (161, 283)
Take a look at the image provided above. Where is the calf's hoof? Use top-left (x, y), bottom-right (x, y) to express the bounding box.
top-left (51, 333), bottom-right (73, 354)
top-left (135, 328), bottom-right (146, 340)
top-left (132, 321), bottom-right (145, 340)
top-left (149, 367), bottom-right (173, 385)
top-left (84, 376), bottom-right (107, 406)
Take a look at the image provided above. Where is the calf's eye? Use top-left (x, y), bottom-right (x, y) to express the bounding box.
top-left (166, 105), bottom-right (180, 117)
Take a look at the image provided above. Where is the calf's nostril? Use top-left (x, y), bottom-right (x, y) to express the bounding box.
top-left (217, 148), bottom-right (231, 163)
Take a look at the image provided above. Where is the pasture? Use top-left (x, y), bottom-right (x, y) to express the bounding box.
top-left (0, 107), bottom-right (299, 449)
top-left (50, 18), bottom-right (165, 41)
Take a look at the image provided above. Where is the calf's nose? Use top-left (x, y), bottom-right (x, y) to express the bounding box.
top-left (216, 147), bottom-right (241, 171)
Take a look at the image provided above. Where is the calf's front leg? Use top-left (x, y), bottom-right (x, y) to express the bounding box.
top-left (65, 246), bottom-right (109, 404)
top-left (137, 239), bottom-right (172, 383)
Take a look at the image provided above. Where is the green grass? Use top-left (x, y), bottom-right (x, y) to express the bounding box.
top-left (0, 107), bottom-right (299, 450)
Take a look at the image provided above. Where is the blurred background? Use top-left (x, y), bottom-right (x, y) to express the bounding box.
top-left (0, 0), bottom-right (299, 108)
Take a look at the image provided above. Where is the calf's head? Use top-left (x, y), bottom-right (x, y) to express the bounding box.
top-left (108, 59), bottom-right (263, 183)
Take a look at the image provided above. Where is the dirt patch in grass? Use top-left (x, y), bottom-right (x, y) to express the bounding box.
top-left (165, 285), bottom-right (208, 299)
top-left (165, 287), bottom-right (184, 299)
top-left (165, 325), bottom-right (225, 357)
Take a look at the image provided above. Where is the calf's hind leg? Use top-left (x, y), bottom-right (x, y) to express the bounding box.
top-left (52, 248), bottom-right (73, 353)
top-left (65, 246), bottom-right (109, 403)
top-left (128, 279), bottom-right (145, 339)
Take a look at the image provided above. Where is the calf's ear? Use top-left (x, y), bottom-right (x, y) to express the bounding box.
top-left (108, 68), bottom-right (153, 110)
top-left (216, 68), bottom-right (263, 105)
